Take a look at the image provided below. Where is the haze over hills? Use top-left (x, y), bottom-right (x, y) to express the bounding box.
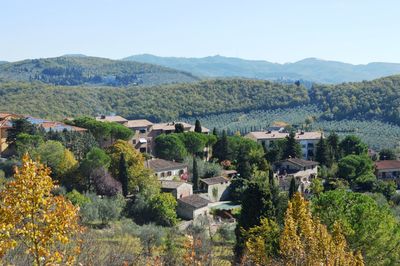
top-left (0, 56), bottom-right (198, 86)
top-left (124, 54), bottom-right (400, 83)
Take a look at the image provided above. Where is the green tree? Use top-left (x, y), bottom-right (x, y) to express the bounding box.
top-left (194, 119), bottom-right (202, 133)
top-left (379, 149), bottom-right (397, 160)
top-left (6, 118), bottom-right (37, 144)
top-left (174, 123), bottom-right (184, 133)
top-left (340, 135), bottom-right (368, 156)
top-left (154, 134), bottom-right (187, 162)
top-left (213, 130), bottom-right (230, 161)
top-left (315, 136), bottom-right (330, 166)
top-left (149, 193), bottom-right (178, 226)
top-left (192, 158), bottom-right (199, 191)
top-left (338, 154), bottom-right (375, 191)
top-left (288, 177), bottom-right (298, 199)
top-left (327, 131), bottom-right (340, 161)
top-left (119, 153), bottom-right (129, 197)
top-left (282, 131), bottom-right (301, 159)
top-left (235, 177), bottom-right (274, 260)
top-left (179, 132), bottom-right (207, 156)
top-left (312, 190), bottom-right (400, 265)
top-left (15, 133), bottom-right (44, 156)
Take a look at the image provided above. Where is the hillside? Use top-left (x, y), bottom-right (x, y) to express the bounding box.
top-left (1, 75), bottom-right (400, 124)
top-left (124, 54), bottom-right (400, 83)
top-left (0, 56), bottom-right (198, 86)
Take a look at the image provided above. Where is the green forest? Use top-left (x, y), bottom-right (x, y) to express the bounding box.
top-left (0, 56), bottom-right (198, 86)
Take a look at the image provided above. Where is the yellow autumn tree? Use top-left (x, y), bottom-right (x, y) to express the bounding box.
top-left (0, 154), bottom-right (81, 265)
top-left (279, 192), bottom-right (364, 266)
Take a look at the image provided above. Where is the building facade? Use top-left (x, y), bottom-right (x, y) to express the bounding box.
top-left (245, 130), bottom-right (323, 160)
top-left (145, 158), bottom-right (189, 181)
top-left (199, 176), bottom-right (231, 202)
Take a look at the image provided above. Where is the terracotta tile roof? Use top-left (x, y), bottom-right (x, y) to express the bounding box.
top-left (126, 119), bottom-right (153, 128)
top-left (246, 131), bottom-right (322, 141)
top-left (189, 126), bottom-right (210, 133)
top-left (95, 115), bottom-right (128, 123)
top-left (200, 176), bottom-right (229, 186)
top-left (0, 113), bottom-right (22, 120)
top-left (145, 158), bottom-right (187, 172)
top-left (40, 122), bottom-right (87, 132)
top-left (375, 160), bottom-right (400, 170)
top-left (160, 180), bottom-right (190, 189)
top-left (178, 194), bottom-right (210, 208)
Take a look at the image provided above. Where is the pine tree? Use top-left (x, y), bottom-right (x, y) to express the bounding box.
top-left (118, 153), bottom-right (129, 197)
top-left (192, 158), bottom-right (199, 191)
top-left (283, 131), bottom-right (301, 159)
top-left (194, 119), bottom-right (202, 133)
top-left (174, 123), bottom-right (184, 133)
top-left (288, 177), bottom-right (297, 199)
top-left (316, 136), bottom-right (330, 166)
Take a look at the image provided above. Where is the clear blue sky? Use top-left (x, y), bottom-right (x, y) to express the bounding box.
top-left (1, 0), bottom-right (399, 64)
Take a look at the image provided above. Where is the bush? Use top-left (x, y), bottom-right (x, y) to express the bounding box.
top-left (80, 193), bottom-right (126, 225)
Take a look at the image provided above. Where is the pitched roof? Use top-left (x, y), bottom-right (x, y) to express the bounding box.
top-left (126, 119), bottom-right (153, 128)
top-left (280, 158), bottom-right (319, 167)
top-left (200, 176), bottom-right (229, 186)
top-left (178, 194), bottom-right (210, 208)
top-left (145, 158), bottom-right (187, 172)
top-left (189, 125), bottom-right (210, 133)
top-left (152, 122), bottom-right (193, 131)
top-left (40, 122), bottom-right (87, 132)
top-left (160, 180), bottom-right (190, 189)
top-left (95, 115), bottom-right (128, 123)
top-left (375, 160), bottom-right (400, 170)
top-left (246, 131), bottom-right (322, 141)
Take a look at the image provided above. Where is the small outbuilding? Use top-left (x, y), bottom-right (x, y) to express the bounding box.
top-left (200, 176), bottom-right (231, 202)
top-left (177, 194), bottom-right (210, 220)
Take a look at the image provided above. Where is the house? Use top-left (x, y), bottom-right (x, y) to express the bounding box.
top-left (126, 119), bottom-right (154, 153)
top-left (177, 194), bottom-right (210, 220)
top-left (0, 113), bottom-right (24, 157)
top-left (273, 158), bottom-right (319, 193)
top-left (245, 130), bottom-right (323, 160)
top-left (160, 180), bottom-right (193, 199)
top-left (145, 158), bottom-right (189, 181)
top-left (95, 115), bottom-right (128, 125)
top-left (200, 176), bottom-right (231, 202)
top-left (375, 160), bottom-right (400, 185)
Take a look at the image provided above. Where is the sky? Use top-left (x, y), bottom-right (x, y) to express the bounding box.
top-left (1, 0), bottom-right (399, 64)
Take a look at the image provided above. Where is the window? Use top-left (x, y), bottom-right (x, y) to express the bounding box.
top-left (167, 171), bottom-right (172, 176)
top-left (140, 147), bottom-right (146, 153)
top-left (132, 139), bottom-right (136, 144)
top-left (139, 129), bottom-right (146, 134)
top-left (161, 172), bottom-right (165, 178)
top-left (179, 169), bottom-right (184, 175)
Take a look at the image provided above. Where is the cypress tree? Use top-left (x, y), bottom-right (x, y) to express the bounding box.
top-left (194, 119), bottom-right (202, 133)
top-left (316, 136), bottom-right (330, 166)
top-left (288, 177), bottom-right (297, 199)
top-left (213, 130), bottom-right (230, 161)
top-left (212, 127), bottom-right (218, 136)
top-left (283, 131), bottom-right (301, 159)
top-left (192, 158), bottom-right (199, 191)
top-left (118, 153), bottom-right (129, 197)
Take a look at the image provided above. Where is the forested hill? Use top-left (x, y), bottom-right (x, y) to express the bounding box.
top-left (0, 79), bottom-right (308, 120)
top-left (0, 56), bottom-right (198, 86)
top-left (124, 54), bottom-right (400, 83)
top-left (1, 75), bottom-right (400, 124)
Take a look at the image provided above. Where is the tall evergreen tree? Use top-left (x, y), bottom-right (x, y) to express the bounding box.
top-left (327, 131), bottom-right (340, 161)
top-left (213, 130), bottom-right (230, 161)
top-left (212, 127), bottom-right (218, 136)
top-left (288, 177), bottom-right (297, 199)
top-left (194, 119), bottom-right (202, 133)
top-left (316, 136), bottom-right (330, 166)
top-left (118, 153), bottom-right (129, 197)
top-left (282, 131), bottom-right (301, 159)
top-left (235, 177), bottom-right (274, 261)
top-left (192, 158), bottom-right (199, 191)
top-left (236, 145), bottom-right (252, 179)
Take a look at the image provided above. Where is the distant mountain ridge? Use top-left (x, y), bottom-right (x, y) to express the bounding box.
top-left (124, 54), bottom-right (400, 83)
top-left (0, 56), bottom-right (198, 86)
